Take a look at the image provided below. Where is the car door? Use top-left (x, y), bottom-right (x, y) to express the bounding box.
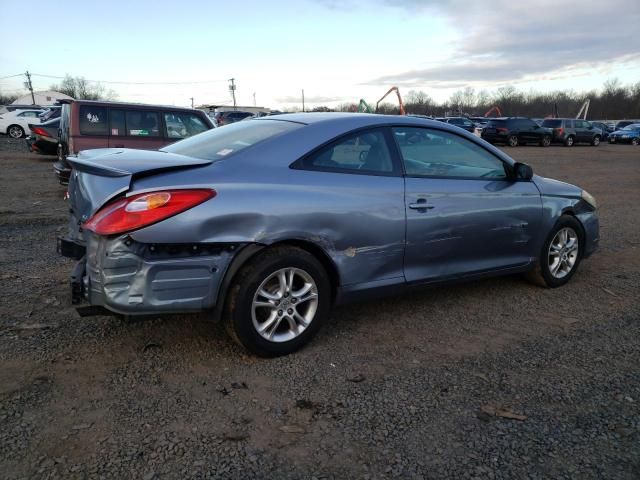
top-left (17, 111), bottom-right (41, 132)
top-left (391, 126), bottom-right (542, 283)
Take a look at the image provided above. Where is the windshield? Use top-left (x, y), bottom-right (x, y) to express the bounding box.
top-left (161, 119), bottom-right (302, 160)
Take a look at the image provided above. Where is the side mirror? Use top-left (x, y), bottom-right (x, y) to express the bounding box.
top-left (514, 162), bottom-right (533, 180)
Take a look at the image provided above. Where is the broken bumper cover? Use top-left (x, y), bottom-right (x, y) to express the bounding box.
top-left (67, 234), bottom-right (238, 316)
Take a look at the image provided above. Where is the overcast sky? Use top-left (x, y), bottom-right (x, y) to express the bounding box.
top-left (1, 0), bottom-right (638, 109)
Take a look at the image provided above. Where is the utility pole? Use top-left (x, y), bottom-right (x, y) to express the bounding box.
top-left (190, 97), bottom-right (194, 109)
top-left (228, 78), bottom-right (237, 110)
top-left (24, 71), bottom-right (35, 105)
top-left (302, 89), bottom-right (305, 112)
top-left (253, 92), bottom-right (256, 107)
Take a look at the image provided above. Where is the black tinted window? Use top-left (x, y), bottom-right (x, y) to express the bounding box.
top-left (486, 120), bottom-right (506, 127)
top-left (126, 111), bottom-right (160, 137)
top-left (542, 119), bottom-right (562, 128)
top-left (299, 129), bottom-right (394, 174)
top-left (79, 105), bottom-right (108, 135)
top-left (110, 110), bottom-right (125, 136)
top-left (393, 127), bottom-right (507, 179)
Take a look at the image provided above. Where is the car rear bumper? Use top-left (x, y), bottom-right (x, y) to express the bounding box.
top-left (480, 133), bottom-right (507, 143)
top-left (61, 234), bottom-right (238, 316)
top-left (53, 160), bottom-right (71, 184)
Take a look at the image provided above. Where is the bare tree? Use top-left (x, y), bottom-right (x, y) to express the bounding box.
top-left (50, 75), bottom-right (118, 100)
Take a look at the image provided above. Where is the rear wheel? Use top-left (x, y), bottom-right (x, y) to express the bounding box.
top-left (526, 215), bottom-right (583, 288)
top-left (8, 125), bottom-right (24, 138)
top-left (565, 135), bottom-right (575, 147)
top-left (224, 246), bottom-right (331, 356)
top-left (632, 137), bottom-right (639, 146)
top-left (540, 135), bottom-right (551, 147)
top-left (591, 135), bottom-right (600, 146)
top-left (507, 135), bottom-right (518, 147)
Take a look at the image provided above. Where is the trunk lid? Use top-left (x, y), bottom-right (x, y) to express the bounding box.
top-left (66, 148), bottom-right (211, 242)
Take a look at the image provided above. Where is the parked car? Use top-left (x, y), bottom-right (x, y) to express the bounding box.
top-left (615, 120), bottom-right (640, 130)
top-left (481, 117), bottom-right (552, 147)
top-left (590, 121), bottom-right (613, 141)
top-left (39, 106), bottom-right (61, 122)
top-left (58, 113), bottom-right (599, 356)
top-left (540, 118), bottom-right (603, 146)
top-left (0, 109), bottom-right (44, 138)
top-left (608, 123), bottom-right (640, 145)
top-left (54, 100), bottom-right (214, 183)
top-left (434, 117), bottom-right (476, 133)
top-left (214, 110), bottom-right (254, 126)
top-left (28, 118), bottom-right (60, 154)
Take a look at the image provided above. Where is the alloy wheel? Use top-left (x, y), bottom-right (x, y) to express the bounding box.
top-left (251, 267), bottom-right (319, 343)
top-left (8, 126), bottom-right (23, 138)
top-left (548, 227), bottom-right (579, 279)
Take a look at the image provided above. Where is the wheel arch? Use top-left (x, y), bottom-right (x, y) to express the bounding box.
top-left (212, 239), bottom-right (340, 322)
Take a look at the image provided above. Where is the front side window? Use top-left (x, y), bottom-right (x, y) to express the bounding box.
top-left (126, 111), bottom-right (160, 137)
top-left (18, 111), bottom-right (39, 117)
top-left (79, 105), bottom-right (108, 135)
top-left (163, 112), bottom-right (209, 139)
top-left (296, 128), bottom-right (395, 174)
top-left (392, 127), bottom-right (507, 179)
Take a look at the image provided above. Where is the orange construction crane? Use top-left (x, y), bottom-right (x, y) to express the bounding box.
top-left (484, 105), bottom-right (503, 117)
top-left (375, 87), bottom-right (406, 115)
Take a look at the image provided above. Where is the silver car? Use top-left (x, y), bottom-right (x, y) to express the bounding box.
top-left (59, 113), bottom-right (599, 356)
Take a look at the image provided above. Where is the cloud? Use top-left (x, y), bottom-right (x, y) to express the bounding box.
top-left (276, 94), bottom-right (346, 104)
top-left (365, 0), bottom-right (640, 88)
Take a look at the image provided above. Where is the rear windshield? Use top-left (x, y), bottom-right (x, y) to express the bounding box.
top-left (161, 119), bottom-right (302, 161)
top-left (542, 119), bottom-right (562, 128)
top-left (486, 120), bottom-right (506, 127)
top-left (623, 124), bottom-right (640, 130)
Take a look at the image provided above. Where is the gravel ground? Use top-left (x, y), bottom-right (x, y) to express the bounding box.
top-left (1, 136), bottom-right (639, 479)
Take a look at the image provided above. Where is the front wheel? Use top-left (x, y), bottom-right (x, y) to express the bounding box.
top-left (507, 135), bottom-right (518, 147)
top-left (591, 135), bottom-right (600, 146)
top-left (224, 246), bottom-right (331, 356)
top-left (632, 137), bottom-right (639, 146)
top-left (8, 125), bottom-right (25, 138)
top-left (540, 135), bottom-right (551, 147)
top-left (526, 215), bottom-right (583, 288)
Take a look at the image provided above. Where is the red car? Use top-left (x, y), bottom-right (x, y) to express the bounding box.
top-left (54, 100), bottom-right (214, 183)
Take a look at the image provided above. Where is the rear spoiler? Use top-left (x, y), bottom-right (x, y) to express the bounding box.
top-left (66, 157), bottom-right (130, 177)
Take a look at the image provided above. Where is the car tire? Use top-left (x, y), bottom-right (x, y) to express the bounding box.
top-left (632, 138), bottom-right (639, 146)
top-left (526, 215), bottom-right (584, 288)
top-left (540, 135), bottom-right (551, 147)
top-left (591, 135), bottom-right (600, 146)
top-left (507, 135), bottom-right (518, 147)
top-left (224, 246), bottom-right (331, 356)
top-left (8, 125), bottom-right (25, 138)
top-left (564, 135), bottom-right (575, 147)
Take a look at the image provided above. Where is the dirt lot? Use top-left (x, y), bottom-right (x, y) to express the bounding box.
top-left (1, 137), bottom-right (639, 479)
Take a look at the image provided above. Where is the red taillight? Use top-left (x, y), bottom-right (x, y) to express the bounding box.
top-left (31, 127), bottom-right (51, 137)
top-left (82, 189), bottom-right (216, 236)
top-left (556, 127), bottom-right (564, 136)
top-left (496, 127), bottom-right (508, 133)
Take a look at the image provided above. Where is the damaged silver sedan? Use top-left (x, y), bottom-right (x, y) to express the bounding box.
top-left (59, 113), bottom-right (599, 356)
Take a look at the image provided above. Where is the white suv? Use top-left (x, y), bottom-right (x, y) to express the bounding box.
top-left (0, 109), bottom-right (44, 138)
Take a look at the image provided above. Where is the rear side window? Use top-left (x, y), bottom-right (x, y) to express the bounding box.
top-left (79, 105), bottom-right (108, 135)
top-left (126, 111), bottom-right (160, 137)
top-left (486, 120), bottom-right (506, 127)
top-left (164, 112), bottom-right (209, 139)
top-left (110, 110), bottom-right (126, 136)
top-left (161, 119), bottom-right (301, 161)
top-left (296, 128), bottom-right (395, 174)
top-left (542, 119), bottom-right (562, 128)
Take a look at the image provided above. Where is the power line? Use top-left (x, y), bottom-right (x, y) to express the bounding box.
top-left (0, 73), bottom-right (25, 80)
top-left (31, 73), bottom-right (229, 86)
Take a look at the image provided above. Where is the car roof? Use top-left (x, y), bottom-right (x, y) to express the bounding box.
top-left (252, 112), bottom-right (474, 131)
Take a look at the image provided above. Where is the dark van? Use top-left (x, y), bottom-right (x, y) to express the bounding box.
top-left (54, 100), bottom-right (214, 183)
